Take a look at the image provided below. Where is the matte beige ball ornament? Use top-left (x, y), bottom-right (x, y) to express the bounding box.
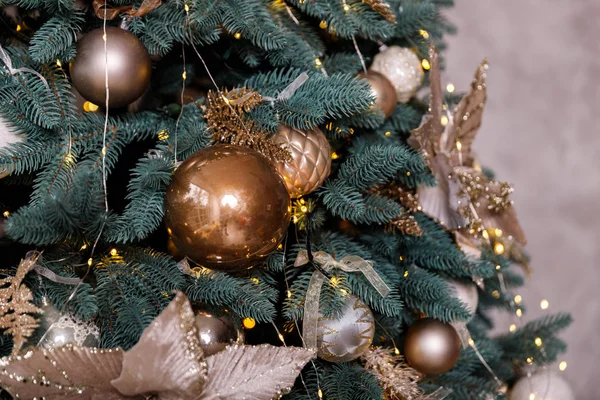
top-left (510, 371), bottom-right (574, 400)
top-left (70, 26), bottom-right (152, 108)
top-left (272, 125), bottom-right (332, 198)
top-left (194, 308), bottom-right (245, 356)
top-left (164, 145), bottom-right (291, 271)
top-left (444, 278), bottom-right (479, 322)
top-left (359, 71), bottom-right (397, 118)
top-left (370, 46), bottom-right (424, 103)
top-left (403, 318), bottom-right (461, 375)
top-left (316, 295), bottom-right (375, 362)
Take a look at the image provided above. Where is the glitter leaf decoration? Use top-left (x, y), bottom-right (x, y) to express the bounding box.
top-left (201, 344), bottom-right (315, 399)
top-left (111, 292), bottom-right (208, 397)
top-left (0, 292), bottom-right (315, 400)
top-left (361, 347), bottom-right (423, 400)
top-left (408, 46), bottom-right (526, 245)
top-left (0, 346), bottom-right (125, 398)
top-left (0, 252), bottom-right (42, 356)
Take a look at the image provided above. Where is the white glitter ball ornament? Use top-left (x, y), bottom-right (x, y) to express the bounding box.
top-left (370, 46), bottom-right (424, 103)
top-left (510, 371), bottom-right (574, 400)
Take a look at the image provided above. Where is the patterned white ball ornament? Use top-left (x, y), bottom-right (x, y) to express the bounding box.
top-left (510, 371), bottom-right (574, 400)
top-left (316, 295), bottom-right (375, 362)
top-left (370, 46), bottom-right (424, 103)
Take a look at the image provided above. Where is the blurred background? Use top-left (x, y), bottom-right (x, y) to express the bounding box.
top-left (444, 1), bottom-right (600, 397)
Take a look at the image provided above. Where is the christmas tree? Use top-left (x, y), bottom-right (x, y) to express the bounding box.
top-left (0, 0), bottom-right (573, 399)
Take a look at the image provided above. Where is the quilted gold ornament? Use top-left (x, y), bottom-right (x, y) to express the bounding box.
top-left (272, 125), bottom-right (332, 198)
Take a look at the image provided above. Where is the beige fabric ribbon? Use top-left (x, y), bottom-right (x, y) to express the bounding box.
top-left (294, 250), bottom-right (390, 350)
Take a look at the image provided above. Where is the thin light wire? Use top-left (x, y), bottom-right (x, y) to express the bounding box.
top-left (173, 46), bottom-right (186, 165)
top-left (351, 35), bottom-right (368, 75)
top-left (65, 7), bottom-right (111, 306)
top-left (284, 4), bottom-right (328, 76)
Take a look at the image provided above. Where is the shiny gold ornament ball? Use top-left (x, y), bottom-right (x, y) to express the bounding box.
top-left (272, 125), bottom-right (332, 198)
top-left (164, 145), bottom-right (291, 270)
top-left (403, 318), bottom-right (461, 375)
top-left (359, 71), bottom-right (397, 118)
top-left (70, 27), bottom-right (152, 108)
top-left (370, 46), bottom-right (424, 104)
top-left (194, 308), bottom-right (244, 356)
top-left (316, 295), bottom-right (375, 362)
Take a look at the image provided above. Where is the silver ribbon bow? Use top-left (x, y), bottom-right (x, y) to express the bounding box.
top-left (294, 250), bottom-right (390, 350)
top-left (0, 44), bottom-right (49, 90)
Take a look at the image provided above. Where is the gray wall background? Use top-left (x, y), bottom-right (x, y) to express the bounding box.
top-left (443, 1), bottom-right (600, 397)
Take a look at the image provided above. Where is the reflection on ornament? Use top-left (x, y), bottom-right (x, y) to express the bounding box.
top-left (370, 46), bottom-right (424, 103)
top-left (70, 27), bottom-right (152, 108)
top-left (164, 145), bottom-right (291, 270)
top-left (194, 308), bottom-right (244, 356)
top-left (403, 318), bottom-right (461, 375)
top-left (38, 302), bottom-right (99, 349)
top-left (272, 126), bottom-right (332, 198)
top-left (510, 371), bottom-right (574, 400)
top-left (316, 295), bottom-right (375, 362)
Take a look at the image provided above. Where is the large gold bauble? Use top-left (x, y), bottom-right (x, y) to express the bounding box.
top-left (370, 46), bottom-right (424, 104)
top-left (70, 27), bottom-right (151, 108)
top-left (359, 71), bottom-right (397, 118)
top-left (316, 295), bottom-right (375, 362)
top-left (272, 126), bottom-right (332, 198)
top-left (403, 318), bottom-right (461, 375)
top-left (194, 308), bottom-right (244, 356)
top-left (164, 145), bottom-right (291, 270)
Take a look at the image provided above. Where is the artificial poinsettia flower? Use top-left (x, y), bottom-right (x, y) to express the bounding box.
top-left (408, 45), bottom-right (526, 246)
top-left (0, 292), bottom-right (315, 400)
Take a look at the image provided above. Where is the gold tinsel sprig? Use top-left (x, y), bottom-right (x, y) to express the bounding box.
top-left (386, 215), bottom-right (422, 236)
top-left (362, 0), bottom-right (397, 24)
top-left (0, 252), bottom-right (43, 356)
top-left (372, 182), bottom-right (421, 213)
top-left (361, 347), bottom-right (424, 400)
top-left (204, 87), bottom-right (292, 163)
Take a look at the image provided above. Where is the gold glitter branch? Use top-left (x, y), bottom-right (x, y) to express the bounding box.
top-left (371, 183), bottom-right (422, 236)
top-left (361, 347), bottom-right (424, 400)
top-left (204, 87), bottom-right (292, 163)
top-left (362, 0), bottom-right (397, 24)
top-left (0, 253), bottom-right (42, 356)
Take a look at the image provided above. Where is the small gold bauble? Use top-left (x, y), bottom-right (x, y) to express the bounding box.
top-left (359, 71), bottom-right (397, 118)
top-left (194, 308), bottom-right (244, 356)
top-left (272, 126), bottom-right (332, 198)
top-left (316, 295), bottom-right (375, 362)
top-left (370, 46), bottom-right (424, 104)
top-left (70, 27), bottom-right (151, 108)
top-left (403, 318), bottom-right (461, 375)
top-left (164, 144), bottom-right (291, 270)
